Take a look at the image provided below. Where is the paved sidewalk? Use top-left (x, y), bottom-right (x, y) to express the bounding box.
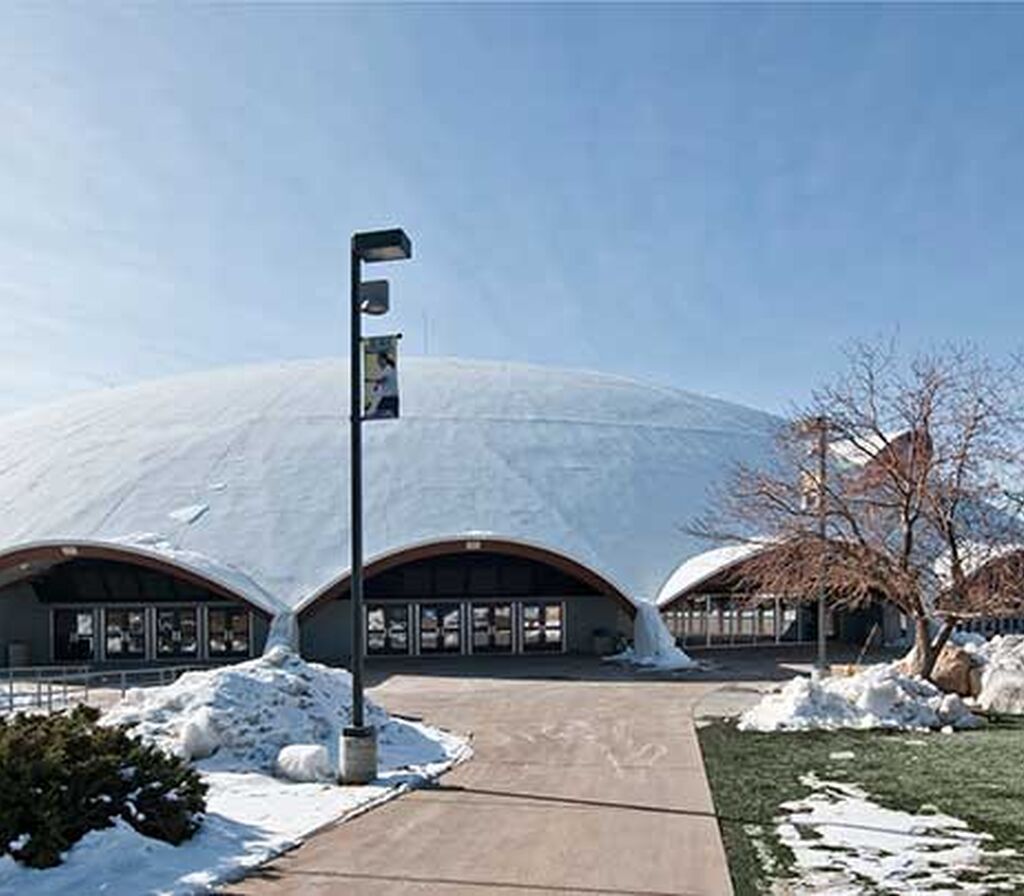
top-left (225, 662), bottom-right (734, 895)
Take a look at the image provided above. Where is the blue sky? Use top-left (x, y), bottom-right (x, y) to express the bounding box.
top-left (2, 4), bottom-right (1023, 415)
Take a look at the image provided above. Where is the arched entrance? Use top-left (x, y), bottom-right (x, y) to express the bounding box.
top-left (0, 543), bottom-right (271, 666)
top-left (298, 539), bottom-right (634, 662)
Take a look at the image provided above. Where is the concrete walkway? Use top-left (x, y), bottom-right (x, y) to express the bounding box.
top-left (225, 659), bottom-right (735, 896)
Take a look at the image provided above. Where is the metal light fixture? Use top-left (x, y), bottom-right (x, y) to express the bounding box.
top-left (341, 227), bottom-right (413, 786)
top-left (359, 280), bottom-right (390, 316)
top-left (352, 228), bottom-right (412, 263)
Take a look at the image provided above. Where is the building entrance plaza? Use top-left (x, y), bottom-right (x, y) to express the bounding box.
top-left (226, 658), bottom-right (740, 896)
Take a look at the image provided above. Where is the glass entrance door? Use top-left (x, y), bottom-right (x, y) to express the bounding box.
top-left (418, 603), bottom-right (463, 654)
top-left (521, 601), bottom-right (564, 653)
top-left (156, 608), bottom-right (199, 658)
top-left (104, 608), bottom-right (147, 659)
top-left (53, 609), bottom-right (96, 662)
top-left (366, 604), bottom-right (411, 655)
top-left (470, 603), bottom-right (514, 654)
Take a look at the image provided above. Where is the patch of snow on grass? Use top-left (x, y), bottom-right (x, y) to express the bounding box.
top-left (775, 773), bottom-right (1020, 895)
top-left (0, 647), bottom-right (470, 895)
top-left (739, 664), bottom-right (980, 733)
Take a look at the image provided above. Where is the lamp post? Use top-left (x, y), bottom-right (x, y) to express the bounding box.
top-left (341, 227), bottom-right (412, 785)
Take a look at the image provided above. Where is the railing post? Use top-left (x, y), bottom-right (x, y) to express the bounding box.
top-left (120, 670), bottom-right (127, 698)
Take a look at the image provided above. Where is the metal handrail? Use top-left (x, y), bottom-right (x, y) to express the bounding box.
top-left (1, 661), bottom-right (231, 714)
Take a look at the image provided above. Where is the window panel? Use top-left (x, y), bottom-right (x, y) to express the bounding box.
top-left (470, 603), bottom-right (514, 653)
top-left (366, 604), bottom-right (411, 655)
top-left (105, 608), bottom-right (147, 658)
top-left (418, 603), bottom-right (462, 654)
top-left (156, 608), bottom-right (199, 658)
top-left (208, 608), bottom-right (251, 658)
top-left (521, 601), bottom-right (564, 653)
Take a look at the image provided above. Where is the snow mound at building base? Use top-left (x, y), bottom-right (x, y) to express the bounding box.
top-left (738, 664), bottom-right (981, 733)
top-left (103, 646), bottom-right (440, 773)
top-left (606, 602), bottom-right (699, 671)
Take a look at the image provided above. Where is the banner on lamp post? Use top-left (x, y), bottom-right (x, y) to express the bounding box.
top-left (362, 334), bottom-right (401, 420)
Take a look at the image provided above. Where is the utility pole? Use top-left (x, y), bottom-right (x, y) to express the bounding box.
top-left (815, 414), bottom-right (828, 673)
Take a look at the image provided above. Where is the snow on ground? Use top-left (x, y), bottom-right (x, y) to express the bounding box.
top-left (103, 644), bottom-right (395, 767)
top-left (774, 773), bottom-right (1021, 895)
top-left (606, 602), bottom-right (699, 671)
top-left (971, 635), bottom-right (1024, 715)
top-left (739, 633), bottom-right (1024, 734)
top-left (0, 687), bottom-right (75, 714)
top-left (738, 664), bottom-right (979, 733)
top-left (0, 647), bottom-right (470, 895)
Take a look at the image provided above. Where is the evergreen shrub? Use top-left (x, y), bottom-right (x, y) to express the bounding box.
top-left (0, 705), bottom-right (206, 868)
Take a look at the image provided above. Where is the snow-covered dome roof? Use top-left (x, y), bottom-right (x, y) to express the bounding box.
top-left (0, 357), bottom-right (779, 614)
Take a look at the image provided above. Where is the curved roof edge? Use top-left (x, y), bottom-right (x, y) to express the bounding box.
top-left (0, 538), bottom-right (284, 617)
top-left (295, 533), bottom-right (637, 618)
top-left (656, 542), bottom-right (773, 608)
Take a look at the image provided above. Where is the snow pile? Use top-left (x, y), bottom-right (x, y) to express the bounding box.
top-left (275, 745), bottom-right (333, 783)
top-left (775, 773), bottom-right (1020, 894)
top-left (975, 635), bottom-right (1024, 715)
top-left (1, 648), bottom-right (470, 895)
top-left (739, 665), bottom-right (980, 733)
top-left (105, 644), bottom-right (393, 767)
top-left (606, 602), bottom-right (698, 671)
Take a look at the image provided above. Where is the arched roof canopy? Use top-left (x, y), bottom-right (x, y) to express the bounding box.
top-left (657, 543), bottom-right (775, 611)
top-left (0, 541), bottom-right (275, 617)
top-left (297, 537), bottom-right (636, 620)
top-left (658, 538), bottom-right (899, 613)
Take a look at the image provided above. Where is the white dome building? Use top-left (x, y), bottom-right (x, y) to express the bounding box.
top-left (0, 357), bottom-right (778, 666)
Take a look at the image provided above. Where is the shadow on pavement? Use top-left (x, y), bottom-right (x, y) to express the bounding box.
top-left (363, 645), bottom-right (901, 688)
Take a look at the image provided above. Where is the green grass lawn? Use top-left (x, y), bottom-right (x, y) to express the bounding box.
top-left (698, 717), bottom-right (1024, 895)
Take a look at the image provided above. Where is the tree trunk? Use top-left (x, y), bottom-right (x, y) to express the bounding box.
top-left (905, 616), bottom-right (956, 682)
top-left (906, 616), bottom-right (935, 679)
top-left (925, 617), bottom-right (957, 681)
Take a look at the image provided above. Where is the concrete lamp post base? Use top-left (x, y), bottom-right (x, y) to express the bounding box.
top-left (339, 725), bottom-right (378, 785)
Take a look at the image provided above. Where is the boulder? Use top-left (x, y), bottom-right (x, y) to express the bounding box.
top-left (930, 645), bottom-right (978, 697)
top-left (896, 644), bottom-right (982, 696)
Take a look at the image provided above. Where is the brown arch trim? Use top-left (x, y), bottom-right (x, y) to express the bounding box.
top-left (300, 538), bottom-right (636, 619)
top-left (0, 543), bottom-right (272, 618)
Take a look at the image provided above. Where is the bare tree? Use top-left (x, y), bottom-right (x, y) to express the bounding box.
top-left (696, 342), bottom-right (1024, 681)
